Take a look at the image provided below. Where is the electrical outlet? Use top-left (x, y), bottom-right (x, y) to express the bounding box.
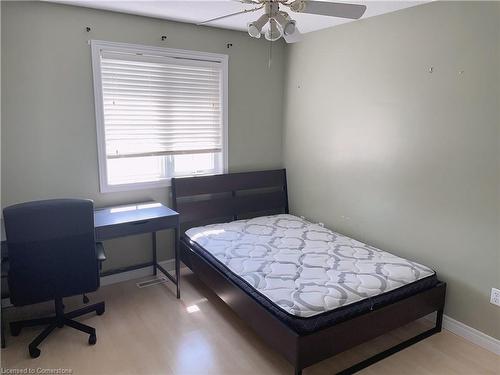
top-left (490, 288), bottom-right (500, 307)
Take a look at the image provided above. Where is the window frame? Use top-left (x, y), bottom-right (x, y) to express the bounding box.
top-left (91, 40), bottom-right (229, 193)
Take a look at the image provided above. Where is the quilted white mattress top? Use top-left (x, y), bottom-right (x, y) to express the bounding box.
top-left (186, 214), bottom-right (435, 318)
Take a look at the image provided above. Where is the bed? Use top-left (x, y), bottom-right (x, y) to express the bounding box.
top-left (172, 169), bottom-right (446, 375)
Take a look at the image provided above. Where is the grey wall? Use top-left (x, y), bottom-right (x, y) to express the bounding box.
top-left (283, 1), bottom-right (500, 339)
top-left (1, 1), bottom-right (285, 271)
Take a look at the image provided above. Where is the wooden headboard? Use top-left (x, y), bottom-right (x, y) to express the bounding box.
top-left (171, 169), bottom-right (289, 230)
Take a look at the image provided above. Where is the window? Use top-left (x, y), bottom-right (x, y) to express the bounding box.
top-left (91, 41), bottom-right (228, 192)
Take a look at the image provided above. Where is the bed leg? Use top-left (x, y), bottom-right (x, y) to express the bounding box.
top-left (436, 308), bottom-right (444, 332)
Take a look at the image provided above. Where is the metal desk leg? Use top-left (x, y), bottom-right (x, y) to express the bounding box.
top-left (154, 227), bottom-right (180, 298)
top-left (175, 225), bottom-right (180, 299)
top-left (152, 232), bottom-right (157, 276)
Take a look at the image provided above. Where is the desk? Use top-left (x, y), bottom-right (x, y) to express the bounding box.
top-left (94, 202), bottom-right (180, 298)
top-left (1, 201), bottom-right (180, 299)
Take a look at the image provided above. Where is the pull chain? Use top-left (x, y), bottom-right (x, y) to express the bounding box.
top-left (268, 40), bottom-right (273, 69)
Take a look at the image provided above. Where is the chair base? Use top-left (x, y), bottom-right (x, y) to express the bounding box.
top-left (9, 298), bottom-right (104, 358)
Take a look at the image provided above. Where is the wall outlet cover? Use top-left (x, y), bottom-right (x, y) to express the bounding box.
top-left (490, 288), bottom-right (500, 307)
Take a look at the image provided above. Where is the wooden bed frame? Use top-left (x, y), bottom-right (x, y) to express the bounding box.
top-left (172, 169), bottom-right (446, 375)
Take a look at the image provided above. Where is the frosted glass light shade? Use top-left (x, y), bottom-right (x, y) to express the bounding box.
top-left (265, 19), bottom-right (283, 41)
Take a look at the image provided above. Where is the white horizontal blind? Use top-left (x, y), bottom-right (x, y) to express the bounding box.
top-left (99, 51), bottom-right (223, 159)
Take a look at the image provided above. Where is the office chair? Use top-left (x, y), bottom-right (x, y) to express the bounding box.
top-left (3, 199), bottom-right (106, 358)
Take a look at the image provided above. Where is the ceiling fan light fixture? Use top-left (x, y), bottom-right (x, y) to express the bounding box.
top-left (284, 20), bottom-right (296, 36)
top-left (247, 13), bottom-right (269, 39)
top-left (289, 0), bottom-right (306, 13)
top-left (274, 12), bottom-right (296, 36)
top-left (265, 18), bottom-right (283, 42)
top-left (248, 23), bottom-right (262, 38)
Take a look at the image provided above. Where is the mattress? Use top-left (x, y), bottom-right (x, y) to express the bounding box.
top-left (185, 214), bottom-right (437, 334)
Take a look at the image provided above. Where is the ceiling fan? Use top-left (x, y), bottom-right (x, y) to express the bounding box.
top-left (199, 0), bottom-right (367, 43)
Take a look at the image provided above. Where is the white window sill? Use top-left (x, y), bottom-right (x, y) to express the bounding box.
top-left (100, 179), bottom-right (172, 193)
top-left (100, 169), bottom-right (227, 193)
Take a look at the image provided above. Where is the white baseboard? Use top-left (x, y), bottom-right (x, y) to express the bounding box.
top-left (441, 314), bottom-right (500, 355)
top-left (100, 259), bottom-right (176, 286)
top-left (424, 313), bottom-right (500, 356)
top-left (100, 266), bottom-right (154, 286)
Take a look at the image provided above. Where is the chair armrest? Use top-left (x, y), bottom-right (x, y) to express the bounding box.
top-left (96, 242), bottom-right (107, 262)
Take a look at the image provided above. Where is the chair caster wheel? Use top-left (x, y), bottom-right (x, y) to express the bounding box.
top-left (88, 334), bottom-right (97, 345)
top-left (10, 325), bottom-right (21, 337)
top-left (96, 306), bottom-right (105, 316)
top-left (29, 346), bottom-right (41, 358)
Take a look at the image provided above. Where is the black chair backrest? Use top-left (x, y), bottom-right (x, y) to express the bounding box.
top-left (3, 199), bottom-right (99, 306)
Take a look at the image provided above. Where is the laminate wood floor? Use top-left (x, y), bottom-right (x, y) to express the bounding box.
top-left (1, 269), bottom-right (499, 374)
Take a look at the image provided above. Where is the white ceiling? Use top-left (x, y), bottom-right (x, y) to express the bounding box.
top-left (46, 0), bottom-right (427, 35)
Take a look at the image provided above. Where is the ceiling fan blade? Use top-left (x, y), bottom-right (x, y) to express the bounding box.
top-left (298, 1), bottom-right (367, 20)
top-left (198, 6), bottom-right (262, 25)
top-left (283, 28), bottom-right (302, 44)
